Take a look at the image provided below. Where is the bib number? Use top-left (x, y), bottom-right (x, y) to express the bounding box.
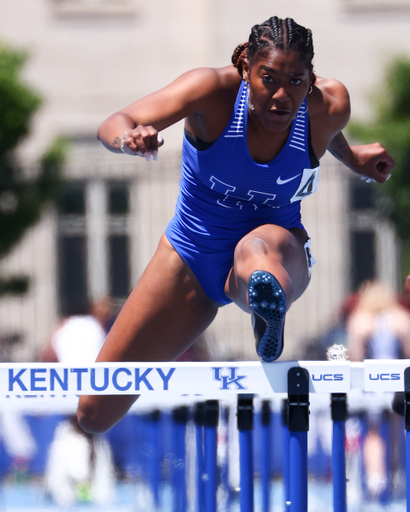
top-left (290, 166), bottom-right (320, 203)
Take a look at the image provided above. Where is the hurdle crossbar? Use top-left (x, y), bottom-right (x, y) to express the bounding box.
top-left (1, 359), bottom-right (410, 398)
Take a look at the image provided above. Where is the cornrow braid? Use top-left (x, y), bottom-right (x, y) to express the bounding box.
top-left (231, 42), bottom-right (249, 77)
top-left (283, 17), bottom-right (314, 64)
top-left (269, 16), bottom-right (283, 49)
top-left (251, 25), bottom-right (260, 48)
top-left (233, 16), bottom-right (314, 72)
top-left (306, 28), bottom-right (313, 58)
top-left (285, 17), bottom-right (293, 47)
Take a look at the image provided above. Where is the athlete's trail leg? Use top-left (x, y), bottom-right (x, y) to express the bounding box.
top-left (78, 235), bottom-right (218, 433)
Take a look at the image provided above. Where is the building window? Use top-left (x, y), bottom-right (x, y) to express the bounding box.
top-left (350, 230), bottom-right (376, 291)
top-left (348, 174), bottom-right (399, 291)
top-left (59, 183), bottom-right (86, 215)
top-left (349, 179), bottom-right (375, 211)
top-left (57, 180), bottom-right (132, 316)
top-left (108, 183), bottom-right (129, 215)
top-left (58, 182), bottom-right (88, 316)
top-left (109, 235), bottom-right (130, 298)
top-left (348, 177), bottom-right (380, 291)
top-left (58, 235), bottom-right (88, 316)
top-left (107, 181), bottom-right (131, 298)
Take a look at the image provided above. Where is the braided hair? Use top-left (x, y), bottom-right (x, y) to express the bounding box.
top-left (232, 17), bottom-right (314, 78)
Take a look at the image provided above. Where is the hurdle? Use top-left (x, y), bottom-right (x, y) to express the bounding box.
top-left (260, 399), bottom-right (272, 512)
top-left (1, 359), bottom-right (410, 512)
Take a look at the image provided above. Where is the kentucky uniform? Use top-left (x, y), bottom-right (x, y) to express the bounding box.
top-left (165, 80), bottom-right (320, 305)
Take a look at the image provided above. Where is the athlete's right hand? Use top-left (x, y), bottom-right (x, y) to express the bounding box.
top-left (122, 125), bottom-right (164, 160)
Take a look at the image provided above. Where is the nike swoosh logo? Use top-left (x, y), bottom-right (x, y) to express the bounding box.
top-left (276, 174), bottom-right (301, 185)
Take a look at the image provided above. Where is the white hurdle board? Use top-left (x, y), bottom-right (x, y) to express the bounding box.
top-left (0, 360), bottom-right (351, 398)
top-left (364, 359), bottom-right (410, 392)
top-left (2, 359), bottom-right (410, 399)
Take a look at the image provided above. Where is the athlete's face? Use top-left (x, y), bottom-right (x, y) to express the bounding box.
top-left (244, 48), bottom-right (312, 132)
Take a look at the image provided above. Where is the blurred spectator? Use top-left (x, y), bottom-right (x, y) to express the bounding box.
top-left (44, 418), bottom-right (115, 506)
top-left (347, 280), bottom-right (410, 501)
top-left (393, 275), bottom-right (410, 418)
top-left (90, 295), bottom-right (116, 334)
top-left (405, 275), bottom-right (410, 294)
top-left (40, 296), bottom-right (113, 363)
top-left (298, 291), bottom-right (360, 360)
top-left (399, 275), bottom-right (410, 312)
top-left (41, 297), bottom-right (115, 506)
top-left (0, 409), bottom-right (36, 481)
top-left (347, 280), bottom-right (410, 362)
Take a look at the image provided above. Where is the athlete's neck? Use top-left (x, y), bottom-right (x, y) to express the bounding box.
top-left (247, 111), bottom-right (291, 163)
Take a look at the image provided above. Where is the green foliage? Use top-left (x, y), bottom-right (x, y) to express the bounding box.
top-left (348, 57), bottom-right (410, 278)
top-left (0, 44), bottom-right (42, 156)
top-left (378, 58), bottom-right (410, 122)
top-left (0, 42), bottom-right (65, 295)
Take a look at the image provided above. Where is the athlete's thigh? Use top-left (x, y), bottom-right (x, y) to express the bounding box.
top-left (97, 234), bottom-right (219, 364)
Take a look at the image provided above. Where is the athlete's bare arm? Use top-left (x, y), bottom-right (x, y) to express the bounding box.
top-left (97, 66), bottom-right (239, 155)
top-left (309, 76), bottom-right (395, 182)
top-left (308, 76), bottom-right (351, 159)
top-left (328, 132), bottom-right (395, 183)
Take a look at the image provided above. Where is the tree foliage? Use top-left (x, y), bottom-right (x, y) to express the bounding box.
top-left (348, 57), bottom-right (410, 278)
top-left (0, 42), bottom-right (65, 295)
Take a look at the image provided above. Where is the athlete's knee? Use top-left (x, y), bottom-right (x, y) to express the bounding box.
top-left (77, 399), bottom-right (106, 434)
top-left (234, 233), bottom-right (271, 265)
top-left (234, 225), bottom-right (292, 265)
top-left (77, 395), bottom-right (137, 434)
top-left (234, 232), bottom-right (302, 303)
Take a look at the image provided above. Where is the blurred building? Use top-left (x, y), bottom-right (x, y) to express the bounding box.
top-left (0, 0), bottom-right (408, 361)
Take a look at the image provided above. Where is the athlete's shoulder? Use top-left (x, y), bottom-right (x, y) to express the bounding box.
top-left (308, 76), bottom-right (351, 158)
top-left (177, 66), bottom-right (242, 96)
top-left (310, 76), bottom-right (350, 120)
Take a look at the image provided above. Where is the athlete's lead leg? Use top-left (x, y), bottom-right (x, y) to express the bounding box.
top-left (224, 224), bottom-right (311, 361)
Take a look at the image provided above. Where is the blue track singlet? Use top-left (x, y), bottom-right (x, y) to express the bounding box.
top-left (165, 80), bottom-right (320, 305)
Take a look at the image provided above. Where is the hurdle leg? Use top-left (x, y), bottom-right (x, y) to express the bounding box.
top-left (289, 431), bottom-right (308, 511)
top-left (287, 367), bottom-right (309, 512)
top-left (282, 398), bottom-right (291, 508)
top-left (204, 400), bottom-right (219, 512)
top-left (194, 402), bottom-right (205, 512)
top-left (331, 393), bottom-right (347, 512)
top-left (148, 409), bottom-right (162, 510)
top-left (172, 406), bottom-right (189, 512)
top-left (238, 394), bottom-right (254, 512)
top-left (260, 400), bottom-right (271, 512)
top-left (407, 430), bottom-right (410, 512)
top-left (219, 406), bottom-right (230, 507)
top-left (379, 410), bottom-right (391, 504)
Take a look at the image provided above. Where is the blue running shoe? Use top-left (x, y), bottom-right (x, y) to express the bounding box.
top-left (248, 270), bottom-right (287, 362)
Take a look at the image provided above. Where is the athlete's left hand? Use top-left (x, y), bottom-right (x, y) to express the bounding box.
top-left (349, 143), bottom-right (395, 184)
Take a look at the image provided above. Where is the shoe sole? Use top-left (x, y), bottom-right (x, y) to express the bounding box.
top-left (248, 270), bottom-right (286, 362)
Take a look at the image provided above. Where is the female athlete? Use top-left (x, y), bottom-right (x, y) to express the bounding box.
top-left (78, 16), bottom-right (395, 433)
